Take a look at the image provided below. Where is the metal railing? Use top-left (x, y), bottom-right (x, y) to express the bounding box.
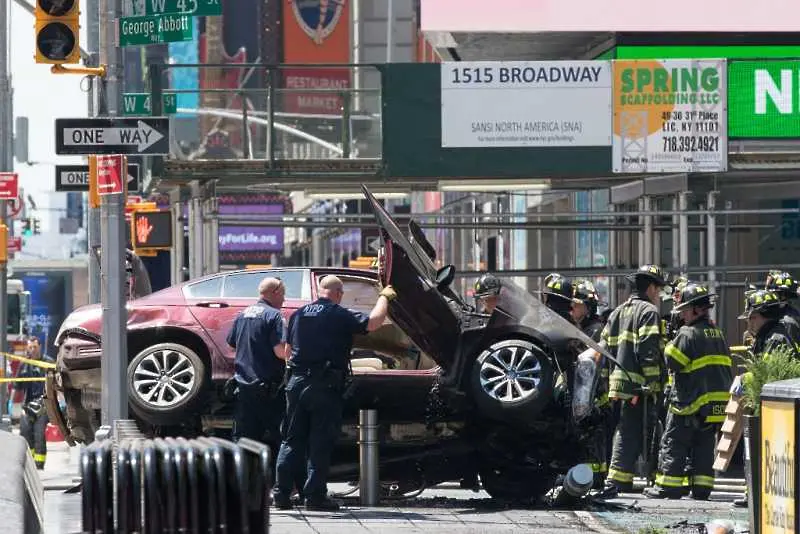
top-left (149, 63), bottom-right (384, 163)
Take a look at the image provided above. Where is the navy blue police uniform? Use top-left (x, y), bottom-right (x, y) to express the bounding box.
top-left (18, 355), bottom-right (54, 469)
top-left (273, 297), bottom-right (370, 508)
top-left (226, 298), bottom-right (286, 457)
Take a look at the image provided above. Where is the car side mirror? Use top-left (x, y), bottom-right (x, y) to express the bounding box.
top-left (435, 265), bottom-right (456, 290)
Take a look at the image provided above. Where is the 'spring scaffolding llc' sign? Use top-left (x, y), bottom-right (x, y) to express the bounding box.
top-left (440, 61), bottom-right (612, 148)
top-left (612, 59), bottom-right (728, 173)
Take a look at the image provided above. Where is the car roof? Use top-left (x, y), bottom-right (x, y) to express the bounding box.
top-left (181, 266), bottom-right (377, 286)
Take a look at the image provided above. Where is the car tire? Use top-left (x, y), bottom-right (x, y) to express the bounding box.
top-left (470, 339), bottom-right (554, 422)
top-left (479, 464), bottom-right (553, 502)
top-left (127, 343), bottom-right (206, 426)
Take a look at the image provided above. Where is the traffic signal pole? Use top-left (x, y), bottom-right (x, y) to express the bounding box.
top-left (98, 0), bottom-right (128, 427)
top-left (87, 0), bottom-right (101, 305)
top-left (0, 0), bottom-right (11, 427)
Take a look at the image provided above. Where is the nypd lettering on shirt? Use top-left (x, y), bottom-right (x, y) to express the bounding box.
top-left (302, 304), bottom-right (325, 316)
top-left (243, 304), bottom-right (266, 318)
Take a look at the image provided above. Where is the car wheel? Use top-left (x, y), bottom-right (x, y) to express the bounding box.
top-left (479, 464), bottom-right (553, 502)
top-left (127, 343), bottom-right (206, 426)
top-left (470, 339), bottom-right (554, 422)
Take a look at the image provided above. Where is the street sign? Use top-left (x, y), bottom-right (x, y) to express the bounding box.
top-left (361, 227), bottom-right (381, 257)
top-left (57, 163), bottom-right (141, 192)
top-left (7, 237), bottom-right (21, 254)
top-left (55, 165), bottom-right (89, 192)
top-left (122, 0), bottom-right (223, 17)
top-left (122, 93), bottom-right (178, 115)
top-left (55, 117), bottom-right (170, 155)
top-left (118, 14), bottom-right (193, 47)
top-left (96, 156), bottom-right (126, 196)
top-left (0, 173), bottom-right (19, 200)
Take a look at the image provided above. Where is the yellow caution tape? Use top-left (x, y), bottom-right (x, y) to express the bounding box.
top-left (0, 352), bottom-right (56, 369)
top-left (0, 377), bottom-right (46, 383)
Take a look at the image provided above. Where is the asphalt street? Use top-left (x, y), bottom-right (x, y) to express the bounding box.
top-left (41, 442), bottom-right (749, 533)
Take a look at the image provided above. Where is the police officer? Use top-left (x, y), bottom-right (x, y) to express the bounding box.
top-left (541, 274), bottom-right (580, 324)
top-left (273, 275), bottom-right (396, 511)
top-left (572, 279), bottom-right (610, 488)
top-left (603, 264), bottom-right (668, 495)
top-left (764, 270), bottom-right (800, 349)
top-left (644, 283), bottom-right (733, 500)
top-left (474, 273), bottom-right (501, 314)
top-left (18, 338), bottom-right (53, 470)
top-left (226, 277), bottom-right (288, 467)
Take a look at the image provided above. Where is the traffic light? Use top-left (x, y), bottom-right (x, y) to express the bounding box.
top-left (33, 218), bottom-right (41, 235)
top-left (35, 0), bottom-right (80, 65)
top-left (22, 218), bottom-right (32, 237)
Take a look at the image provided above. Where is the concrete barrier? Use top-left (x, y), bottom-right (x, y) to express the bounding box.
top-left (0, 431), bottom-right (45, 534)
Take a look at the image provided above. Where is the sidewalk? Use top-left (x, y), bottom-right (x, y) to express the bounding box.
top-left (40, 441), bottom-right (81, 491)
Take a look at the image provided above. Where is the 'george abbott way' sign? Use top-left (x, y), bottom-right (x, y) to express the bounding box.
top-left (729, 60), bottom-right (800, 138)
top-left (55, 117), bottom-right (170, 155)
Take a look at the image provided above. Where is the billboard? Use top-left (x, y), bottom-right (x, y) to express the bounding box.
top-left (18, 271), bottom-right (71, 355)
top-left (729, 60), bottom-right (800, 138)
top-left (218, 202), bottom-right (286, 261)
top-left (612, 59), bottom-right (727, 173)
top-left (440, 61), bottom-right (612, 148)
top-left (421, 0), bottom-right (800, 32)
top-left (281, 0), bottom-right (351, 116)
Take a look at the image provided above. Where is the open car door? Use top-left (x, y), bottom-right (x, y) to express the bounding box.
top-left (362, 185), bottom-right (461, 369)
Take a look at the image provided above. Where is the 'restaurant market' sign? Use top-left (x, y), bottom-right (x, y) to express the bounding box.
top-left (612, 59), bottom-right (727, 173)
top-left (440, 61), bottom-right (612, 148)
top-left (729, 60), bottom-right (800, 138)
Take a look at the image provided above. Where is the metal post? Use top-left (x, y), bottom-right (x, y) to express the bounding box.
top-left (341, 91), bottom-right (351, 159)
top-left (87, 0), bottom-right (101, 304)
top-left (678, 192), bottom-right (689, 276)
top-left (98, 0), bottom-right (128, 426)
top-left (358, 409), bottom-right (379, 506)
top-left (608, 203), bottom-right (618, 307)
top-left (188, 182), bottom-right (204, 279)
top-left (0, 0), bottom-right (8, 426)
top-left (386, 0), bottom-right (393, 63)
top-left (671, 196), bottom-right (680, 270)
top-left (169, 187), bottom-right (183, 285)
top-left (642, 196), bottom-right (653, 265)
top-left (209, 196), bottom-right (219, 274)
top-left (707, 191), bottom-right (718, 324)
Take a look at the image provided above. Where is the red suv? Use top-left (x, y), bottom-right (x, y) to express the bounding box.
top-left (49, 266), bottom-right (433, 444)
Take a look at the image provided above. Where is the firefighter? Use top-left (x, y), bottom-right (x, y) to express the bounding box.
top-left (603, 264), bottom-right (669, 495)
top-left (18, 338), bottom-right (53, 470)
top-left (742, 289), bottom-right (799, 360)
top-left (764, 270), bottom-right (800, 350)
top-left (572, 279), bottom-right (604, 341)
top-left (644, 283), bottom-right (733, 500)
top-left (731, 289), bottom-right (798, 508)
top-left (474, 273), bottom-right (502, 314)
top-left (572, 279), bottom-right (610, 488)
top-left (541, 274), bottom-right (580, 324)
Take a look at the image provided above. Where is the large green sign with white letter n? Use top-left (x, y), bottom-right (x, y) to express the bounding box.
top-left (729, 60), bottom-right (800, 138)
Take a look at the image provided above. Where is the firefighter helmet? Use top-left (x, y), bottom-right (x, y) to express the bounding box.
top-left (627, 264), bottom-right (669, 287)
top-left (765, 270), bottom-right (799, 300)
top-left (474, 273), bottom-right (501, 298)
top-left (738, 289), bottom-right (782, 319)
top-left (673, 282), bottom-right (715, 312)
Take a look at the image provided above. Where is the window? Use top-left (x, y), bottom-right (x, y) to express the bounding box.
top-left (223, 270), bottom-right (309, 300)
top-left (335, 276), bottom-right (380, 310)
top-left (183, 277), bottom-right (223, 299)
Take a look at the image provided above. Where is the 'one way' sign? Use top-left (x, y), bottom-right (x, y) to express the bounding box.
top-left (55, 117), bottom-right (170, 156)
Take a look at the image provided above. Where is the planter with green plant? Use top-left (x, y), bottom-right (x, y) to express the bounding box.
top-left (736, 344), bottom-right (800, 529)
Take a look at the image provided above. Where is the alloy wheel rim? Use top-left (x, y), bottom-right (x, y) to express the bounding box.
top-left (479, 345), bottom-right (541, 402)
top-left (132, 349), bottom-right (196, 407)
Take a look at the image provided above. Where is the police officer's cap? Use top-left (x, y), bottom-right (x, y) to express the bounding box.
top-left (673, 283), bottom-right (715, 312)
top-left (765, 270), bottom-right (799, 299)
top-left (626, 264), bottom-right (669, 287)
top-left (738, 289), bottom-right (781, 319)
top-left (474, 273), bottom-right (501, 298)
top-left (541, 274), bottom-right (581, 304)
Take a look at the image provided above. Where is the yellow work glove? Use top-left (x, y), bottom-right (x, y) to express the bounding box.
top-left (379, 285), bottom-right (397, 301)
